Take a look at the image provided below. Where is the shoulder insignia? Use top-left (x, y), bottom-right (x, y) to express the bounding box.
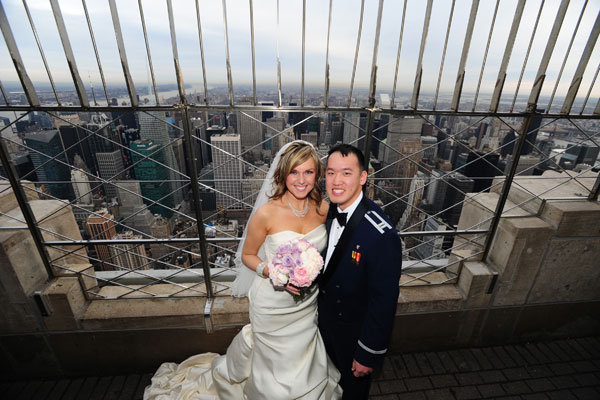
top-left (365, 211), bottom-right (392, 234)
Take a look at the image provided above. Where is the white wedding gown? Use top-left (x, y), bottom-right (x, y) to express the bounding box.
top-left (144, 225), bottom-right (342, 400)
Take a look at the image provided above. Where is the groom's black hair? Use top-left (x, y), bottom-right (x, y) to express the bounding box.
top-left (327, 144), bottom-right (366, 171)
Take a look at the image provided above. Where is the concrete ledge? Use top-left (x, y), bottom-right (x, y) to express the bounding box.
top-left (488, 216), bottom-right (554, 306)
top-left (528, 237), bottom-right (600, 304)
top-left (491, 171), bottom-right (598, 215)
top-left (56, 263), bottom-right (97, 292)
top-left (397, 283), bottom-right (464, 314)
top-left (43, 277), bottom-right (87, 331)
top-left (540, 200), bottom-right (600, 237)
top-left (0, 180), bottom-right (38, 214)
top-left (458, 261), bottom-right (494, 308)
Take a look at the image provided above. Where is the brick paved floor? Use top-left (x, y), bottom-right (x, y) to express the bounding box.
top-left (1, 336), bottom-right (599, 399)
top-left (369, 337), bottom-right (600, 399)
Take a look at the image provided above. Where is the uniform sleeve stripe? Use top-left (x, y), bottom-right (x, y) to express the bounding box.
top-left (358, 340), bottom-right (387, 355)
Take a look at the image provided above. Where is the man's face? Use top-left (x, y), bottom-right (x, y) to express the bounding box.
top-left (326, 151), bottom-right (367, 210)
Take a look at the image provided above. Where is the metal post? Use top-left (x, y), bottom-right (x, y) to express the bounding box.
top-left (0, 2), bottom-right (40, 107)
top-left (362, 109), bottom-right (375, 173)
top-left (181, 106), bottom-right (213, 298)
top-left (49, 0), bottom-right (89, 108)
top-left (489, 0), bottom-right (525, 113)
top-left (166, 0), bottom-right (186, 105)
top-left (589, 173), bottom-right (600, 201)
top-left (0, 122), bottom-right (54, 279)
top-left (562, 7), bottom-right (600, 114)
top-left (451, 0), bottom-right (479, 112)
top-left (527, 0), bottom-right (569, 110)
top-left (249, 0), bottom-right (257, 106)
top-left (221, 0), bottom-right (234, 107)
top-left (411, 0), bottom-right (433, 109)
top-left (323, 0), bottom-right (333, 108)
top-left (108, 0), bottom-right (138, 107)
top-left (483, 113), bottom-right (534, 259)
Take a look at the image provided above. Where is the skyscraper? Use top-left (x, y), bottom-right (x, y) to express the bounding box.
top-left (71, 169), bottom-right (92, 204)
top-left (237, 108), bottom-right (263, 155)
top-left (109, 231), bottom-right (148, 270)
top-left (138, 112), bottom-right (183, 206)
top-left (343, 113), bottom-right (361, 145)
top-left (96, 150), bottom-right (125, 199)
top-left (130, 139), bottom-right (174, 217)
top-left (87, 208), bottom-right (117, 271)
top-left (211, 133), bottom-right (243, 209)
top-left (24, 130), bottom-right (74, 200)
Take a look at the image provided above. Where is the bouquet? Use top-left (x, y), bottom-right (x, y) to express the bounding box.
top-left (268, 238), bottom-right (324, 300)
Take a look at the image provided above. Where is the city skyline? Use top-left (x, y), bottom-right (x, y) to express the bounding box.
top-left (1, 0), bottom-right (599, 103)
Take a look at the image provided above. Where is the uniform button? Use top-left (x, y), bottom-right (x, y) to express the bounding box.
top-left (321, 289), bottom-right (326, 294)
top-left (335, 285), bottom-right (340, 289)
top-left (336, 299), bottom-right (341, 304)
top-left (338, 312), bottom-right (342, 317)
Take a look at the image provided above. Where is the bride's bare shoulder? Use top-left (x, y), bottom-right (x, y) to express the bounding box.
top-left (254, 199), bottom-right (285, 218)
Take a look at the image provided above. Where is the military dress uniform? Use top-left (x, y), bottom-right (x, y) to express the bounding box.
top-left (318, 194), bottom-right (402, 399)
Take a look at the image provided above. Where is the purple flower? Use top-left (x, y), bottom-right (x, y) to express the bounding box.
top-left (282, 255), bottom-right (294, 267)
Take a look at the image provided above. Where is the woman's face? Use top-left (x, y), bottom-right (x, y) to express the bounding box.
top-left (285, 157), bottom-right (317, 200)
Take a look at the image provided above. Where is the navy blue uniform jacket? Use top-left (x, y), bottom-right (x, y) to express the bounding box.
top-left (318, 196), bottom-right (402, 368)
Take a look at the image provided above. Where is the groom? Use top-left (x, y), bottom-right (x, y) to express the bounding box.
top-left (318, 144), bottom-right (402, 399)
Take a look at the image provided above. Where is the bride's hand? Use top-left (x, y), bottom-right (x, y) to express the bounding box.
top-left (284, 283), bottom-right (302, 296)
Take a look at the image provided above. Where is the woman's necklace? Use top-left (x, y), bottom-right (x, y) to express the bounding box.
top-left (287, 197), bottom-right (309, 218)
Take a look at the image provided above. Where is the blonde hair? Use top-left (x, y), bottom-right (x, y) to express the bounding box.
top-left (270, 142), bottom-right (324, 211)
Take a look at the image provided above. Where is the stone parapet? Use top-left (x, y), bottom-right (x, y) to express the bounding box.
top-left (458, 261), bottom-right (495, 309)
top-left (528, 237), bottom-right (600, 303)
top-left (42, 277), bottom-right (87, 331)
top-left (0, 180), bottom-right (38, 214)
top-left (488, 216), bottom-right (554, 306)
top-left (539, 200), bottom-right (600, 237)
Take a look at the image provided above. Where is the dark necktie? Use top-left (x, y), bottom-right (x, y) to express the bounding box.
top-left (331, 208), bottom-right (347, 227)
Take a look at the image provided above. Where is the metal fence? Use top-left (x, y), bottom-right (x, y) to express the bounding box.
top-left (0, 0), bottom-right (599, 300)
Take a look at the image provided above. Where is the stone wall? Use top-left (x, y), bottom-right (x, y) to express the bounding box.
top-left (1, 173), bottom-right (599, 378)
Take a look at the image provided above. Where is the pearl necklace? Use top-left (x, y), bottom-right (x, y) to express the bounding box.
top-left (287, 198), bottom-right (309, 218)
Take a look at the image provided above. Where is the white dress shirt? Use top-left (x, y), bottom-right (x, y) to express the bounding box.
top-left (324, 191), bottom-right (364, 269)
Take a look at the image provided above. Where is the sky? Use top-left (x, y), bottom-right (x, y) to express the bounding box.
top-left (1, 0), bottom-right (599, 104)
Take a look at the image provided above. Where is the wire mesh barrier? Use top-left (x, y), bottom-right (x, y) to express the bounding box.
top-left (0, 1), bottom-right (599, 300)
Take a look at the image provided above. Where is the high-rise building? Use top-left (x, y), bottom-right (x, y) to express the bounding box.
top-left (331, 121), bottom-right (343, 144)
top-left (115, 180), bottom-right (144, 218)
top-left (521, 109), bottom-right (544, 155)
top-left (203, 125), bottom-right (227, 164)
top-left (442, 172), bottom-right (475, 227)
top-left (109, 231), bottom-right (148, 270)
top-left (24, 130), bottom-right (74, 200)
top-left (130, 139), bottom-right (174, 217)
top-left (150, 215), bottom-right (173, 269)
top-left (58, 125), bottom-right (95, 173)
top-left (96, 150), bottom-right (125, 199)
top-left (343, 113), bottom-right (361, 145)
top-left (138, 111), bottom-right (183, 206)
top-left (266, 117), bottom-right (293, 154)
top-left (384, 116), bottom-right (423, 177)
top-left (505, 154), bottom-right (541, 176)
top-left (421, 136), bottom-right (438, 162)
top-left (241, 161), bottom-right (268, 209)
top-left (71, 169), bottom-right (92, 204)
top-left (211, 133), bottom-right (243, 209)
top-left (301, 132), bottom-right (318, 147)
top-left (462, 151), bottom-right (500, 192)
top-left (237, 108), bottom-right (263, 154)
top-left (475, 122), bottom-right (489, 150)
top-left (87, 208), bottom-right (117, 270)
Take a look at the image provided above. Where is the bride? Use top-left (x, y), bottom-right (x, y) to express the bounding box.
top-left (144, 141), bottom-right (342, 399)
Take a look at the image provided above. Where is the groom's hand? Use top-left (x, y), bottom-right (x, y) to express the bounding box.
top-left (284, 283), bottom-right (301, 296)
top-left (351, 360), bottom-right (373, 378)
